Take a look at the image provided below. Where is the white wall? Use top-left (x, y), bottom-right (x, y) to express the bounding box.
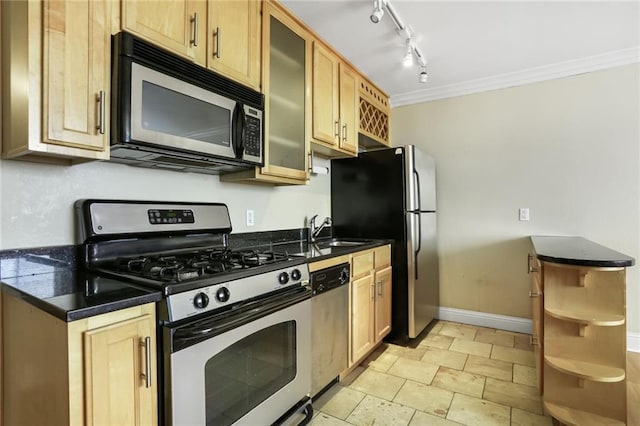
top-left (392, 64), bottom-right (640, 334)
top-left (0, 157), bottom-right (331, 249)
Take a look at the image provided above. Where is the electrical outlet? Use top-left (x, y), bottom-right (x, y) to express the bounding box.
top-left (246, 209), bottom-right (255, 227)
top-left (519, 208), bottom-right (530, 221)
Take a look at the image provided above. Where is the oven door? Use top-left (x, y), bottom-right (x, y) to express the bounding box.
top-left (165, 288), bottom-right (311, 426)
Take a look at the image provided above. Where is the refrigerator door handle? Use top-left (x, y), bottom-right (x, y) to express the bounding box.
top-left (413, 169), bottom-right (422, 212)
top-left (415, 212), bottom-right (422, 279)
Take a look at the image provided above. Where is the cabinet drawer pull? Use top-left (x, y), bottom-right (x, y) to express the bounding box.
top-left (213, 27), bottom-right (221, 58)
top-left (96, 91), bottom-right (105, 135)
top-left (529, 291), bottom-right (541, 298)
top-left (190, 13), bottom-right (199, 47)
top-left (140, 336), bottom-right (152, 388)
top-left (530, 335), bottom-right (540, 346)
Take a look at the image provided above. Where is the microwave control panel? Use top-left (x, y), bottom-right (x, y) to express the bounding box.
top-left (244, 115), bottom-right (261, 158)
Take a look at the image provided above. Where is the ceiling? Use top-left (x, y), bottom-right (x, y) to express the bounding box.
top-left (281, 1), bottom-right (640, 106)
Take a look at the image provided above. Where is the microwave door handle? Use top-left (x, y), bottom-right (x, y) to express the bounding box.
top-left (232, 102), bottom-right (246, 159)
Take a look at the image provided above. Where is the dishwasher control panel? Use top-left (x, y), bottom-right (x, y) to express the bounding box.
top-left (310, 263), bottom-right (350, 295)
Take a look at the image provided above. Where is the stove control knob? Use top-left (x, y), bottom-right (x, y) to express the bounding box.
top-left (193, 292), bottom-right (209, 309)
top-left (215, 287), bottom-right (230, 303)
top-left (278, 272), bottom-right (290, 285)
top-left (291, 269), bottom-right (302, 281)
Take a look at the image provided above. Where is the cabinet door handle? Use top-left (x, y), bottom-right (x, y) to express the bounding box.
top-left (140, 336), bottom-right (152, 388)
top-left (371, 283), bottom-right (375, 300)
top-left (96, 91), bottom-right (105, 135)
top-left (377, 280), bottom-right (383, 296)
top-left (213, 27), bottom-right (221, 58)
top-left (529, 290), bottom-right (541, 298)
top-left (334, 121), bottom-right (340, 138)
top-left (530, 335), bottom-right (540, 347)
top-left (190, 13), bottom-right (199, 47)
top-left (527, 253), bottom-right (539, 273)
top-left (342, 124), bottom-right (348, 141)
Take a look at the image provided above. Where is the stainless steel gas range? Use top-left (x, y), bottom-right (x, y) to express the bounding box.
top-left (75, 200), bottom-right (313, 426)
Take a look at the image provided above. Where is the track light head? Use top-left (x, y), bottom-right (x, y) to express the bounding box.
top-left (419, 68), bottom-right (428, 83)
top-left (402, 39), bottom-right (414, 67)
top-left (370, 0), bottom-right (384, 23)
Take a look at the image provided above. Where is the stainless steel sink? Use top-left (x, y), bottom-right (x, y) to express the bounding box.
top-left (326, 241), bottom-right (365, 247)
top-left (315, 239), bottom-right (368, 248)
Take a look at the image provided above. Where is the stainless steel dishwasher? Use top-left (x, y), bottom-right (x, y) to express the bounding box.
top-left (310, 261), bottom-right (350, 398)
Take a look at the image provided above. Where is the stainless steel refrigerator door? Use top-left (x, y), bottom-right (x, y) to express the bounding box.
top-left (405, 145), bottom-right (436, 213)
top-left (406, 211), bottom-right (439, 338)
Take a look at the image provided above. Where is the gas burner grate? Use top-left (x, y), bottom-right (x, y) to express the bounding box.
top-left (109, 248), bottom-right (292, 283)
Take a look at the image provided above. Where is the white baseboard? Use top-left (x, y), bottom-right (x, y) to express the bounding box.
top-left (436, 307), bottom-right (640, 353)
top-left (629, 332), bottom-right (640, 353)
top-left (436, 307), bottom-right (533, 335)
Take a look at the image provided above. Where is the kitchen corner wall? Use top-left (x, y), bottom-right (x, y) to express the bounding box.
top-left (0, 157), bottom-right (331, 250)
top-left (391, 64), bottom-right (640, 335)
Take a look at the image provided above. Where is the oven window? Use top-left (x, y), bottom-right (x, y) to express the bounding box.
top-left (141, 81), bottom-right (231, 147)
top-left (205, 321), bottom-right (296, 426)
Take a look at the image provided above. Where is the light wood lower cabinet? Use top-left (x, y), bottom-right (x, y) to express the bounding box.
top-left (528, 253), bottom-right (543, 393)
top-left (349, 245), bottom-right (392, 367)
top-left (2, 294), bottom-right (157, 426)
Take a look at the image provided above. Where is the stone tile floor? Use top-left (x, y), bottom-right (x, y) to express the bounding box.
top-left (311, 320), bottom-right (549, 426)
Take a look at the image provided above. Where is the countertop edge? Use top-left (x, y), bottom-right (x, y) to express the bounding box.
top-left (1, 282), bottom-right (162, 322)
top-left (531, 236), bottom-right (635, 268)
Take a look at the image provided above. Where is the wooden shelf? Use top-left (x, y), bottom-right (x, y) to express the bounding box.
top-left (543, 401), bottom-right (625, 426)
top-left (544, 355), bottom-right (625, 383)
top-left (545, 307), bottom-right (625, 326)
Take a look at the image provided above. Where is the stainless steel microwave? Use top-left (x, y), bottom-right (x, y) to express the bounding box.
top-left (110, 32), bottom-right (264, 174)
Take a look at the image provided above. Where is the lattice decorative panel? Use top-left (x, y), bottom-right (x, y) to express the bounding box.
top-left (359, 98), bottom-right (389, 145)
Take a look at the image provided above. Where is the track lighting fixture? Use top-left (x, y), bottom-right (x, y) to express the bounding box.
top-left (370, 0), bottom-right (385, 23)
top-left (369, 0), bottom-right (429, 84)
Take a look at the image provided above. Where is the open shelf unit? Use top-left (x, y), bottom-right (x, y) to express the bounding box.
top-left (542, 262), bottom-right (627, 424)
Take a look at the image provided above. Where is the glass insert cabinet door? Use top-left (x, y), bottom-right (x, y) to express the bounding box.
top-left (262, 1), bottom-right (310, 181)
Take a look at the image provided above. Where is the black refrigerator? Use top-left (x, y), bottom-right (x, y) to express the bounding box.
top-left (331, 145), bottom-right (438, 344)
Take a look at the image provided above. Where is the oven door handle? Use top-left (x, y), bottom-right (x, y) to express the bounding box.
top-left (171, 287), bottom-right (311, 351)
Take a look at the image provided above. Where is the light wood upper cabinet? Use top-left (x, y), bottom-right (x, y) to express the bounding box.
top-left (121, 0), bottom-right (203, 62)
top-left (221, 0), bottom-right (311, 185)
top-left (207, 0), bottom-right (261, 90)
top-left (1, 0), bottom-right (110, 162)
top-left (339, 63), bottom-right (359, 154)
top-left (121, 0), bottom-right (260, 90)
top-left (43, 0), bottom-right (111, 152)
top-left (312, 42), bottom-right (340, 146)
top-left (84, 314), bottom-right (157, 425)
top-left (311, 41), bottom-right (358, 156)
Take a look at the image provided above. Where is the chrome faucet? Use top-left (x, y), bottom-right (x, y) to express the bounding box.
top-left (309, 215), bottom-right (332, 242)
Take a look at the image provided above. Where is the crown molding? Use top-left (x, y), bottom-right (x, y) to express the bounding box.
top-left (391, 47), bottom-right (640, 107)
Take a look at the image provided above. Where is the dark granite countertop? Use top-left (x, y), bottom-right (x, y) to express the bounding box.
top-left (0, 230), bottom-right (390, 322)
top-left (531, 236), bottom-right (635, 268)
top-left (0, 247), bottom-right (162, 322)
